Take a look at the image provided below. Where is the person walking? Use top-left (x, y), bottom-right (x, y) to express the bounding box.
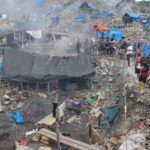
top-left (126, 44), bottom-right (133, 66)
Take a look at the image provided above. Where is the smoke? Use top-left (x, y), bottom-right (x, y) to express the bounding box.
top-left (0, 0), bottom-right (50, 29)
top-left (0, 0), bottom-right (92, 56)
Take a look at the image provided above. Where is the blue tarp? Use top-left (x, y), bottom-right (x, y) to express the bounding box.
top-left (96, 29), bottom-right (122, 41)
top-left (74, 15), bottom-right (86, 22)
top-left (67, 22), bottom-right (82, 30)
top-left (50, 16), bottom-right (59, 28)
top-left (144, 17), bottom-right (150, 29)
top-left (128, 13), bottom-right (141, 21)
top-left (94, 11), bottom-right (113, 19)
top-left (0, 63), bottom-right (3, 72)
top-left (100, 106), bottom-right (120, 125)
top-left (36, 0), bottom-right (44, 6)
top-left (7, 111), bottom-right (24, 124)
top-left (142, 44), bottom-right (150, 57)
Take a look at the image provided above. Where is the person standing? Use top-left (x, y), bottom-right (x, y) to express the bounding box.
top-left (52, 87), bottom-right (59, 118)
top-left (83, 38), bottom-right (89, 53)
top-left (126, 44), bottom-right (133, 66)
top-left (138, 62), bottom-right (149, 90)
top-left (135, 53), bottom-right (142, 78)
top-left (119, 37), bottom-right (127, 59)
top-left (76, 39), bottom-right (82, 54)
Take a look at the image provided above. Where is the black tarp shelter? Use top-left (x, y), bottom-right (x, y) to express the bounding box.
top-left (2, 49), bottom-right (94, 82)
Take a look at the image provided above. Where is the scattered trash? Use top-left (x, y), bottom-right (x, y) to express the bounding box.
top-left (7, 111), bottom-right (24, 124)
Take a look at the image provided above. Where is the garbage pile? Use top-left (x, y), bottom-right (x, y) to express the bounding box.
top-left (0, 87), bottom-right (30, 112)
top-left (94, 57), bottom-right (122, 88)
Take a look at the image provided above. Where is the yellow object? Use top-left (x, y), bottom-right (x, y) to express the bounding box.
top-left (40, 136), bottom-right (51, 145)
top-left (140, 82), bottom-right (145, 90)
top-left (38, 92), bottom-right (47, 99)
top-left (138, 82), bottom-right (142, 89)
top-left (138, 82), bottom-right (145, 90)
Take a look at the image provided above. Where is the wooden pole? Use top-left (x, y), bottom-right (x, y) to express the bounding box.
top-left (56, 120), bottom-right (61, 150)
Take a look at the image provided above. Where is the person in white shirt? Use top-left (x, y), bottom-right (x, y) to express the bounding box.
top-left (126, 45), bottom-right (133, 66)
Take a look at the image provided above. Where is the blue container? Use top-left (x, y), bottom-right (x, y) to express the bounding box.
top-left (36, 0), bottom-right (44, 6)
top-left (0, 63), bottom-right (3, 72)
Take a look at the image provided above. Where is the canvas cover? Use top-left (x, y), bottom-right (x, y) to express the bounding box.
top-left (2, 49), bottom-right (94, 82)
top-left (96, 28), bottom-right (122, 41)
top-left (142, 44), bottom-right (150, 57)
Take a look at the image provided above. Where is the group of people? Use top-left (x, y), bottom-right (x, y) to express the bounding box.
top-left (97, 37), bottom-right (116, 55)
top-left (123, 38), bottom-right (150, 91)
top-left (76, 38), bottom-right (95, 54)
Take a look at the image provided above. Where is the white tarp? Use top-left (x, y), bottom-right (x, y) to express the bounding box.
top-left (26, 30), bottom-right (42, 39)
top-left (119, 134), bottom-right (146, 150)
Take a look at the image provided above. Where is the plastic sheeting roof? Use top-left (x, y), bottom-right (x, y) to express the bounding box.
top-left (3, 49), bottom-right (94, 82)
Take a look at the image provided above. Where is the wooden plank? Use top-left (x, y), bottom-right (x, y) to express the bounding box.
top-left (37, 114), bottom-right (56, 126)
top-left (37, 101), bottom-right (65, 126)
top-left (38, 146), bottom-right (51, 150)
top-left (38, 128), bottom-right (100, 150)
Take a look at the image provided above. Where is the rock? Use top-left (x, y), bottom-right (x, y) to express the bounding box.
top-left (0, 104), bottom-right (5, 112)
top-left (108, 78), bottom-right (114, 82)
top-left (17, 102), bottom-right (24, 108)
top-left (3, 95), bottom-right (10, 99)
top-left (10, 97), bottom-right (18, 101)
top-left (5, 90), bottom-right (11, 94)
top-left (4, 100), bottom-right (10, 105)
top-left (18, 91), bottom-right (23, 95)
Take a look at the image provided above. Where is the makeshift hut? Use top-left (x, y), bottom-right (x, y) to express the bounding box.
top-left (93, 11), bottom-right (113, 19)
top-left (74, 15), bottom-right (86, 22)
top-left (78, 2), bottom-right (94, 12)
top-left (0, 30), bottom-right (34, 47)
top-left (122, 13), bottom-right (141, 25)
top-left (96, 28), bottom-right (122, 41)
top-left (2, 41), bottom-right (94, 90)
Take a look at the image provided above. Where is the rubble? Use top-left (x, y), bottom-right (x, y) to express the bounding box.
top-left (0, 0), bottom-right (150, 149)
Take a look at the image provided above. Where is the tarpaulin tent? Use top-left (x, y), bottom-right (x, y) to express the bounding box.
top-left (128, 13), bottom-right (141, 21)
top-left (96, 29), bottom-right (122, 41)
top-left (142, 43), bottom-right (150, 57)
top-left (67, 22), bottom-right (81, 30)
top-left (144, 16), bottom-right (150, 29)
top-left (109, 29), bottom-right (122, 41)
top-left (93, 24), bottom-right (109, 33)
top-left (93, 11), bottom-right (113, 19)
top-left (123, 13), bottom-right (133, 24)
top-left (74, 15), bottom-right (86, 22)
top-left (2, 49), bottom-right (94, 82)
top-left (0, 63), bottom-right (3, 72)
top-left (36, 0), bottom-right (44, 6)
top-left (79, 2), bottom-right (93, 10)
top-left (50, 16), bottom-right (59, 28)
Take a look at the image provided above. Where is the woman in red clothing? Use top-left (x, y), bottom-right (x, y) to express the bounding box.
top-left (139, 62), bottom-right (149, 90)
top-left (135, 53), bottom-right (142, 77)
